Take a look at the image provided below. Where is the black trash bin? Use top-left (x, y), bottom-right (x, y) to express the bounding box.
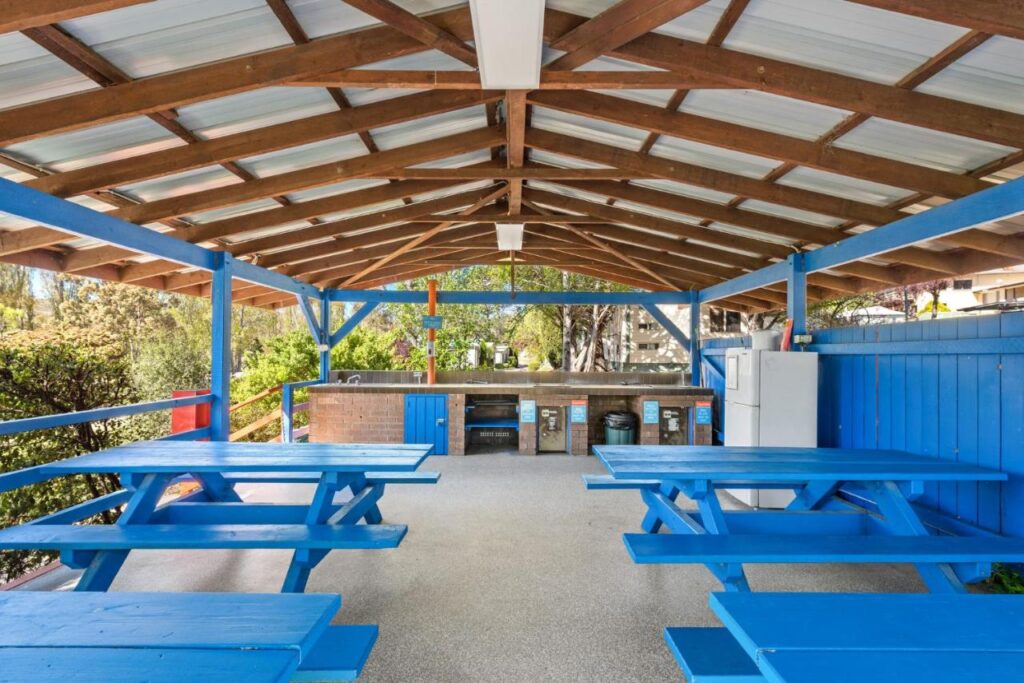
top-left (603, 411), bottom-right (638, 445)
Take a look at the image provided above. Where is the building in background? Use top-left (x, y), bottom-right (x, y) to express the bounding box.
top-left (616, 305), bottom-right (748, 372)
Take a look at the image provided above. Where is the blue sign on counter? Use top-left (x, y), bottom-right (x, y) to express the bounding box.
top-left (422, 315), bottom-right (443, 330)
top-left (520, 400), bottom-right (536, 423)
top-left (642, 400), bottom-right (660, 424)
top-left (570, 400), bottom-right (588, 424)
top-left (695, 401), bottom-right (712, 425)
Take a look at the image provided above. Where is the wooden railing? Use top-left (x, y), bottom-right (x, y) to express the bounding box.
top-left (226, 381), bottom-right (315, 443)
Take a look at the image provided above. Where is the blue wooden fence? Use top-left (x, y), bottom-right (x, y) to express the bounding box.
top-left (701, 311), bottom-right (1024, 537)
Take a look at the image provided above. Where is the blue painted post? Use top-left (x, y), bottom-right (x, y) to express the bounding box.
top-left (281, 383), bottom-right (294, 444)
top-left (787, 252), bottom-right (807, 338)
top-left (210, 253), bottom-right (232, 441)
top-left (689, 299), bottom-right (701, 387)
top-left (318, 297), bottom-right (331, 384)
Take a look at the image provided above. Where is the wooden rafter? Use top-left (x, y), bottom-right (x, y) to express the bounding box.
top-left (342, 0), bottom-right (478, 66)
top-left (341, 186), bottom-right (510, 286)
top-left (505, 90), bottom-right (528, 215)
top-left (547, 0), bottom-right (712, 71)
top-left (0, 7), bottom-right (474, 146)
top-left (286, 69), bottom-right (722, 90)
top-left (540, 8), bottom-right (1024, 148)
top-left (0, 0), bottom-right (152, 34)
top-left (848, 0), bottom-right (1024, 40)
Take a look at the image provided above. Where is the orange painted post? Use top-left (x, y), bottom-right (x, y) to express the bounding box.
top-left (427, 279), bottom-right (437, 385)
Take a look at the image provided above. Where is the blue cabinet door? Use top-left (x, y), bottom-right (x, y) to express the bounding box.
top-left (403, 394), bottom-right (448, 456)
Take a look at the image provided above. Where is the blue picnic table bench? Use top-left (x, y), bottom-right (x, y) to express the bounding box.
top-left (588, 445), bottom-right (1015, 593)
top-left (0, 591), bottom-right (376, 682)
top-left (666, 592), bottom-right (1024, 683)
top-left (0, 440), bottom-right (437, 593)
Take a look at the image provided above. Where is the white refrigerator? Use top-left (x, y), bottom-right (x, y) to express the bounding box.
top-left (724, 348), bottom-right (818, 508)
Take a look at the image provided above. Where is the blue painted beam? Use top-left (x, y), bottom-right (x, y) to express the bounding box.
top-left (210, 253), bottom-right (232, 442)
top-left (689, 300), bottom-right (701, 387)
top-left (230, 258), bottom-right (321, 300)
top-left (296, 295), bottom-right (321, 341)
top-left (700, 176), bottom-right (1024, 305)
top-left (0, 395), bottom-right (212, 437)
top-left (327, 290), bottom-right (694, 305)
top-left (641, 303), bottom-right (690, 348)
top-left (0, 178), bottom-right (214, 271)
top-left (699, 260), bottom-right (791, 305)
top-left (329, 302), bottom-right (379, 348)
top-left (319, 297), bottom-right (331, 383)
top-left (787, 253), bottom-right (807, 337)
top-left (805, 175), bottom-right (1024, 273)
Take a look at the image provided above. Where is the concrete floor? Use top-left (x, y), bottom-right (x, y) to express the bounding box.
top-left (32, 454), bottom-right (925, 682)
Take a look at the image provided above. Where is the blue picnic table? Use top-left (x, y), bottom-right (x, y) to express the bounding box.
top-left (0, 591), bottom-right (376, 682)
top-left (665, 592), bottom-right (1024, 683)
top-left (0, 440), bottom-right (437, 593)
top-left (588, 445), bottom-right (1017, 593)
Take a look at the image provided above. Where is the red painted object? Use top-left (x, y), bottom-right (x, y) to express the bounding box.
top-left (171, 389), bottom-right (210, 438)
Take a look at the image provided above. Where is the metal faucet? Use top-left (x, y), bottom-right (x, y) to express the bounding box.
top-left (345, 374), bottom-right (361, 385)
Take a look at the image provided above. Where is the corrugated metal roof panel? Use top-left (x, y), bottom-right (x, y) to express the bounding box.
top-left (531, 107), bottom-right (647, 151)
top-left (630, 178), bottom-right (736, 205)
top-left (649, 136), bottom-right (783, 179)
top-left (723, 0), bottom-right (968, 85)
top-left (63, 0), bottom-right (291, 79)
top-left (237, 134), bottom-right (367, 178)
top-left (705, 221), bottom-right (797, 246)
top-left (185, 198), bottom-right (281, 224)
top-left (739, 199), bottom-right (846, 228)
top-left (649, 0), bottom-right (731, 42)
top-left (529, 149), bottom-right (614, 169)
top-left (833, 118), bottom-right (1018, 173)
top-left (778, 166), bottom-right (914, 205)
top-left (6, 117), bottom-right (182, 172)
top-left (370, 106), bottom-right (488, 149)
top-left (119, 165), bottom-right (241, 202)
top-left (286, 178), bottom-right (390, 203)
top-left (680, 89), bottom-right (851, 141)
top-left (287, 0), bottom-right (468, 40)
top-left (409, 150), bottom-right (492, 168)
top-left (174, 87), bottom-right (339, 140)
top-left (0, 33), bottom-right (99, 109)
top-left (917, 36), bottom-right (1024, 115)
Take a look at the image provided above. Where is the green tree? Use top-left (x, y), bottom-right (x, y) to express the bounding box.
top-left (0, 263), bottom-right (35, 331)
top-left (0, 327), bottom-right (152, 581)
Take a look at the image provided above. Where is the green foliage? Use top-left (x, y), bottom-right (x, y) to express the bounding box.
top-left (987, 564), bottom-right (1024, 594)
top-left (0, 327), bottom-right (153, 581)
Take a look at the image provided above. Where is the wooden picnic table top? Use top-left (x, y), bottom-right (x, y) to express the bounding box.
top-left (593, 445), bottom-right (1007, 482)
top-left (0, 591), bottom-right (339, 683)
top-left (38, 440), bottom-right (434, 474)
top-left (711, 592), bottom-right (1024, 683)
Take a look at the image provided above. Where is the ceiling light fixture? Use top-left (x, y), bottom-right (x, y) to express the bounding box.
top-left (496, 222), bottom-right (524, 251)
top-left (469, 0), bottom-right (545, 89)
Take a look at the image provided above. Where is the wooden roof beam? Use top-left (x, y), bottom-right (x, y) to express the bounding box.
top-left (0, 6), bottom-right (474, 146)
top-left (0, 1), bottom-right (153, 34)
top-left (848, 1), bottom-right (1024, 41)
top-left (286, 69), bottom-right (723, 89)
top-left (538, 8), bottom-right (1024, 148)
top-left (547, 0), bottom-right (712, 71)
top-left (342, 0), bottom-right (478, 66)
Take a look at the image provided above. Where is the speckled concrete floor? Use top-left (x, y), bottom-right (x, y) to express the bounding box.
top-left (41, 454), bottom-right (925, 682)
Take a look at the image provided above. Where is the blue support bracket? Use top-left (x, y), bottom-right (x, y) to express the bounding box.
top-left (329, 302), bottom-right (380, 348)
top-left (787, 252), bottom-right (807, 337)
top-left (641, 303), bottom-right (690, 348)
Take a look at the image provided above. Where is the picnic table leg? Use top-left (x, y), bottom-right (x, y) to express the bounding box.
top-left (347, 474), bottom-right (383, 524)
top-left (688, 480), bottom-right (750, 592)
top-left (642, 482), bottom-right (679, 533)
top-left (787, 481), bottom-right (841, 511)
top-left (281, 473), bottom-right (356, 593)
top-left (191, 472), bottom-right (243, 503)
top-left (72, 473), bottom-right (173, 592)
top-left (865, 480), bottom-right (967, 594)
